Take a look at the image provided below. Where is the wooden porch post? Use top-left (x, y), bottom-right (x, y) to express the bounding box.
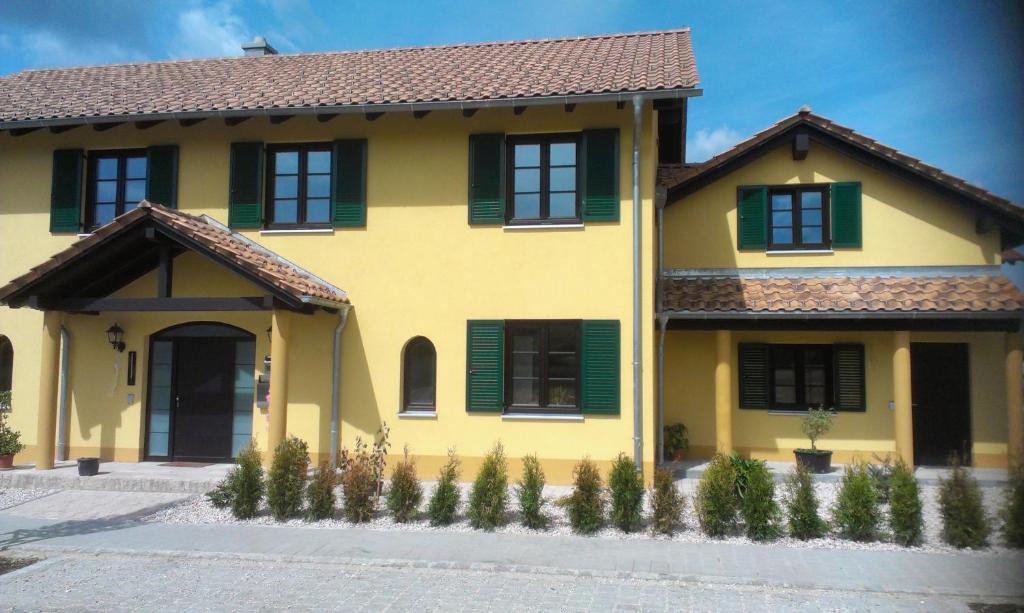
top-left (267, 308), bottom-right (290, 465)
top-left (714, 329), bottom-right (733, 455)
top-left (893, 331), bottom-right (914, 466)
top-left (35, 311), bottom-right (62, 470)
top-left (1006, 332), bottom-right (1023, 468)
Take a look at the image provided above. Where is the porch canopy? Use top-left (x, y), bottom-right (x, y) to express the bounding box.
top-left (0, 202), bottom-right (349, 469)
top-left (659, 266), bottom-right (1024, 467)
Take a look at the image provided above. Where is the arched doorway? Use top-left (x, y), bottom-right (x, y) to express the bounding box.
top-left (145, 323), bottom-right (255, 462)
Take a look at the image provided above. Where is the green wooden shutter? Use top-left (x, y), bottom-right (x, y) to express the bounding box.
top-left (833, 344), bottom-right (866, 411)
top-left (228, 142), bottom-right (263, 229)
top-left (466, 320), bottom-right (504, 412)
top-left (50, 148), bottom-right (84, 233)
top-left (737, 186), bottom-right (767, 249)
top-left (145, 145), bottom-right (179, 208)
top-left (332, 139), bottom-right (368, 227)
top-left (831, 182), bottom-right (862, 248)
top-left (738, 343), bottom-right (769, 409)
top-left (468, 133), bottom-right (505, 224)
top-left (581, 128), bottom-right (619, 221)
top-left (581, 320), bottom-right (620, 415)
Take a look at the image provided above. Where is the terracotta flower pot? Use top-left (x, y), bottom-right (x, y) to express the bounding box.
top-left (670, 448), bottom-right (685, 462)
top-left (0, 454), bottom-right (14, 470)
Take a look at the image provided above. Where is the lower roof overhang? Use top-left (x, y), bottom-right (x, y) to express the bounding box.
top-left (661, 310), bottom-right (1023, 332)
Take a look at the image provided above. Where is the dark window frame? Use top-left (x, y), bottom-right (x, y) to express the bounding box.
top-left (84, 148), bottom-right (148, 231)
top-left (767, 184), bottom-right (831, 251)
top-left (504, 320), bottom-right (582, 414)
top-left (265, 142), bottom-right (333, 229)
top-left (505, 133), bottom-right (582, 226)
top-left (768, 344), bottom-right (833, 411)
top-left (402, 336), bottom-right (437, 413)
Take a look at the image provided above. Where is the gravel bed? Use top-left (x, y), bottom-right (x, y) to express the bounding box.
top-left (0, 487), bottom-right (56, 511)
top-left (144, 479), bottom-right (1022, 556)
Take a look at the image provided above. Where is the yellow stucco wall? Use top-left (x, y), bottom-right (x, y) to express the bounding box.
top-left (663, 330), bottom-right (1009, 467)
top-left (0, 103), bottom-right (658, 483)
top-left (664, 143), bottom-right (1000, 269)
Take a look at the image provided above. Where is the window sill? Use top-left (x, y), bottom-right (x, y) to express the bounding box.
top-left (260, 228), bottom-right (335, 236)
top-left (766, 249), bottom-right (834, 255)
top-left (397, 410), bottom-right (437, 419)
top-left (501, 413), bottom-right (584, 422)
top-left (502, 223), bottom-right (584, 231)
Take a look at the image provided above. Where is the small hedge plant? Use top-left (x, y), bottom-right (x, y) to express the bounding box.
top-left (266, 436), bottom-right (310, 521)
top-left (386, 447), bottom-right (423, 523)
top-left (306, 462), bottom-right (337, 521)
top-left (938, 457), bottom-right (990, 549)
top-left (649, 468), bottom-right (685, 536)
top-left (785, 463), bottom-right (826, 540)
top-left (206, 440), bottom-right (264, 520)
top-left (516, 454), bottom-right (548, 530)
top-left (694, 454), bottom-right (738, 537)
top-left (832, 463), bottom-right (879, 542)
top-left (428, 449), bottom-right (461, 526)
top-left (468, 442), bottom-right (509, 530)
top-left (608, 453), bottom-right (644, 533)
top-left (340, 437), bottom-right (379, 523)
top-left (888, 459), bottom-right (923, 546)
top-left (1004, 459), bottom-right (1024, 548)
top-left (566, 458), bottom-right (604, 534)
top-left (739, 458), bottom-right (780, 541)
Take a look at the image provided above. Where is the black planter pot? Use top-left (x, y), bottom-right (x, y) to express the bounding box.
top-left (794, 449), bottom-right (832, 474)
top-left (77, 457), bottom-right (99, 477)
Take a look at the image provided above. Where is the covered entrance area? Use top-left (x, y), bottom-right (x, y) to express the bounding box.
top-left (911, 342), bottom-right (972, 466)
top-left (0, 202), bottom-right (350, 469)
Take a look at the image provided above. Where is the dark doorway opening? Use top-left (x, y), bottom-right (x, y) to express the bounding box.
top-left (911, 342), bottom-right (971, 466)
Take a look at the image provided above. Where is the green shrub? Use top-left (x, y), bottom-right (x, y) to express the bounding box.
top-left (649, 468), bottom-right (685, 536)
top-left (468, 443), bottom-right (509, 530)
top-left (785, 463), bottom-right (826, 540)
top-left (340, 438), bottom-right (379, 523)
top-left (938, 457), bottom-right (990, 549)
top-left (205, 479), bottom-right (234, 509)
top-left (230, 441), bottom-right (265, 520)
top-left (306, 462), bottom-right (337, 521)
top-left (663, 423), bottom-right (689, 459)
top-left (888, 459), bottom-right (923, 546)
top-left (1004, 459), bottom-right (1024, 548)
top-left (730, 453), bottom-right (763, 502)
top-left (739, 459), bottom-right (780, 541)
top-left (567, 458), bottom-right (604, 534)
top-left (427, 449), bottom-right (461, 526)
top-left (0, 391), bottom-right (25, 457)
top-left (386, 447), bottom-right (423, 523)
top-left (867, 454), bottom-right (894, 503)
top-left (516, 454), bottom-right (548, 530)
top-left (608, 453), bottom-right (644, 533)
top-left (266, 436), bottom-right (310, 521)
top-left (695, 454), bottom-right (739, 537)
top-left (832, 463), bottom-right (879, 542)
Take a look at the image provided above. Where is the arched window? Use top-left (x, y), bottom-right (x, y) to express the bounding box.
top-left (0, 335), bottom-right (12, 395)
top-left (402, 337), bottom-right (436, 412)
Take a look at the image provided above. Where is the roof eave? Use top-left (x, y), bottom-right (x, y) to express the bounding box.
top-left (0, 87), bottom-right (703, 131)
top-left (661, 310), bottom-right (1024, 321)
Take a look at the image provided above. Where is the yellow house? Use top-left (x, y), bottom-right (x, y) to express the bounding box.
top-left (658, 108), bottom-right (1024, 469)
top-left (0, 30), bottom-right (701, 482)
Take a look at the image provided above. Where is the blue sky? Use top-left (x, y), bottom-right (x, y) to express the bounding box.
top-left (2, 0), bottom-right (1022, 201)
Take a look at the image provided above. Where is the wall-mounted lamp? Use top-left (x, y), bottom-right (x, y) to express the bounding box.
top-left (265, 326), bottom-right (273, 343)
top-left (106, 324), bottom-right (126, 352)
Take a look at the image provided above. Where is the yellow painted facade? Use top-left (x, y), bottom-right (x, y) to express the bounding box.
top-left (662, 140), bottom-right (1014, 468)
top-left (0, 103), bottom-right (658, 483)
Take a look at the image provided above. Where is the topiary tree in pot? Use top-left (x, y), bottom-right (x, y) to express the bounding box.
top-left (0, 391), bottom-right (24, 469)
top-left (794, 407), bottom-right (834, 474)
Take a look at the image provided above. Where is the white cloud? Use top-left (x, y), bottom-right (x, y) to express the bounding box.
top-left (173, 1), bottom-right (251, 59)
top-left (19, 30), bottom-right (146, 68)
top-left (687, 126), bottom-right (743, 163)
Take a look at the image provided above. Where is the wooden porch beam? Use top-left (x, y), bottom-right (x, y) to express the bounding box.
top-left (135, 120), bottom-right (164, 130)
top-left (413, 110), bottom-right (431, 119)
top-left (157, 246), bottom-right (173, 298)
top-left (10, 127), bottom-right (41, 137)
top-left (224, 116), bottom-right (251, 127)
top-left (269, 115), bottom-right (294, 125)
top-left (53, 296), bottom-right (274, 312)
top-left (513, 106), bottom-right (526, 116)
top-left (365, 112), bottom-right (385, 122)
top-left (179, 118), bottom-right (206, 127)
top-left (461, 108), bottom-right (478, 118)
top-left (316, 113), bottom-right (338, 123)
top-left (93, 122), bottom-right (124, 132)
top-left (49, 125), bottom-right (81, 134)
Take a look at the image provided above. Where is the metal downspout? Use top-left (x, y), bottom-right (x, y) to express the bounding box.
top-left (57, 325), bottom-right (70, 462)
top-left (655, 185), bottom-right (667, 465)
top-left (631, 94), bottom-right (643, 471)
top-left (329, 306), bottom-right (351, 467)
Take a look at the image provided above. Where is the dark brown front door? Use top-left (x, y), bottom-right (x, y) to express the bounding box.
top-left (911, 342), bottom-right (971, 466)
top-left (172, 338), bottom-right (235, 461)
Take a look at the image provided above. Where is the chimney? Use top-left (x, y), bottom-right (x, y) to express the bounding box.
top-left (241, 36), bottom-right (278, 57)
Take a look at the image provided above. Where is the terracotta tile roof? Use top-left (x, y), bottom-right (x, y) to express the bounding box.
top-left (662, 107), bottom-right (1023, 223)
top-left (0, 29), bottom-right (698, 127)
top-left (662, 269), bottom-right (1024, 315)
top-left (0, 202), bottom-right (348, 307)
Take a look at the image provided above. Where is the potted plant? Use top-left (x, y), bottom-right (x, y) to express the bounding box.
top-left (795, 407), bottom-right (834, 474)
top-left (0, 391), bottom-right (24, 470)
top-left (663, 423), bottom-right (689, 462)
